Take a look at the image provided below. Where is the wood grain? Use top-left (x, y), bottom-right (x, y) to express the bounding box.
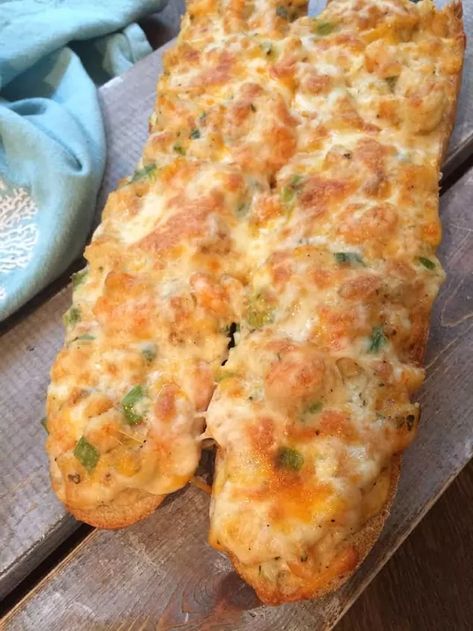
top-left (3, 163), bottom-right (473, 630)
top-left (336, 460), bottom-right (473, 631)
top-left (0, 288), bottom-right (75, 601)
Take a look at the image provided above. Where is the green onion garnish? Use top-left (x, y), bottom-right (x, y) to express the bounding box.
top-left (71, 269), bottom-right (88, 289)
top-left (247, 294), bottom-right (274, 329)
top-left (121, 385), bottom-right (146, 425)
top-left (368, 326), bottom-right (387, 353)
top-left (315, 21), bottom-right (335, 36)
top-left (276, 447), bottom-right (304, 471)
top-left (334, 252), bottom-right (365, 266)
top-left (131, 164), bottom-right (157, 182)
top-left (73, 334), bottom-right (95, 342)
top-left (141, 344), bottom-right (157, 363)
top-left (73, 436), bottom-right (99, 472)
top-left (418, 256), bottom-right (435, 270)
top-left (64, 306), bottom-right (81, 327)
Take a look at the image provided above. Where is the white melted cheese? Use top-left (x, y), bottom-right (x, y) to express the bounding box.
top-left (46, 0), bottom-right (462, 598)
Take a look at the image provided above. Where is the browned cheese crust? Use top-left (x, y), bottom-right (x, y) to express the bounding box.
top-left (231, 456), bottom-right (400, 604)
top-left (44, 0), bottom-right (464, 602)
top-left (204, 0), bottom-right (465, 604)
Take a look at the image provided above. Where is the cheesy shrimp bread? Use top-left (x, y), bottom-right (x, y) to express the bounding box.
top-left (205, 0), bottom-right (464, 604)
top-left (45, 0), bottom-right (464, 604)
top-left (45, 0), bottom-right (307, 527)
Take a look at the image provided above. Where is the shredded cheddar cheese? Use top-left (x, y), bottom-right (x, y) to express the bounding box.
top-left (46, 0), bottom-right (464, 604)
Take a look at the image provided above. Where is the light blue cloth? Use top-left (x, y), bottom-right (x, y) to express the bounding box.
top-left (0, 0), bottom-right (168, 320)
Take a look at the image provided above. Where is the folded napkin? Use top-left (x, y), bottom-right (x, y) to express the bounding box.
top-left (0, 0), bottom-right (168, 321)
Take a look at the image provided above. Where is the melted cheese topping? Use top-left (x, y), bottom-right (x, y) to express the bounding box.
top-left (46, 0), bottom-right (463, 600)
top-left (47, 0), bottom-right (309, 510)
top-left (200, 0), bottom-right (462, 602)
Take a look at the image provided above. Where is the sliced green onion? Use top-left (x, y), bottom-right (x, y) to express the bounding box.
top-left (64, 306), bottom-right (81, 327)
top-left (131, 164), bottom-right (157, 182)
top-left (306, 401), bottom-right (323, 414)
top-left (173, 143), bottom-right (186, 155)
top-left (215, 370), bottom-right (238, 383)
top-left (247, 294), bottom-right (274, 329)
top-left (73, 436), bottom-right (99, 472)
top-left (281, 186), bottom-right (295, 205)
top-left (334, 252), bottom-right (365, 266)
top-left (73, 334), bottom-right (95, 342)
top-left (41, 417), bottom-right (48, 433)
top-left (276, 447), bottom-right (304, 471)
top-left (418, 256), bottom-right (435, 270)
top-left (190, 128), bottom-right (201, 139)
top-left (71, 269), bottom-right (88, 289)
top-left (368, 326), bottom-right (387, 353)
top-left (121, 385), bottom-right (146, 425)
top-left (141, 344), bottom-right (157, 363)
top-left (315, 21), bottom-right (335, 36)
top-left (300, 401), bottom-right (323, 422)
top-left (280, 175), bottom-right (303, 207)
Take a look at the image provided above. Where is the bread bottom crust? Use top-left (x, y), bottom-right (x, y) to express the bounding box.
top-left (67, 488), bottom-right (164, 529)
top-left (230, 455), bottom-right (401, 605)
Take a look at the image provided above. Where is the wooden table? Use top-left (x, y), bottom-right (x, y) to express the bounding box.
top-left (1, 1), bottom-right (472, 628)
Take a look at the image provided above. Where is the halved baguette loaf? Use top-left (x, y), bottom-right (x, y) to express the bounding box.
top-left (45, 0), bottom-right (464, 602)
top-left (45, 0), bottom-right (308, 528)
top-left (205, 0), bottom-right (465, 604)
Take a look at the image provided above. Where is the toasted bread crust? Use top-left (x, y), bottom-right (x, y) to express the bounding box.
top-left (68, 488), bottom-right (164, 529)
top-left (231, 456), bottom-right (400, 605)
top-left (440, 2), bottom-right (466, 162)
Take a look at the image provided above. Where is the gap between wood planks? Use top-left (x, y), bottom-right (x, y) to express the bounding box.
top-left (440, 148), bottom-right (473, 196)
top-left (0, 524), bottom-right (93, 618)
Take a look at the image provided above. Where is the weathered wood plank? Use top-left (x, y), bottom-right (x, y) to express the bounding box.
top-left (3, 163), bottom-right (473, 630)
top-left (337, 461), bottom-right (473, 631)
top-left (0, 0), bottom-right (472, 609)
top-left (0, 288), bottom-right (75, 601)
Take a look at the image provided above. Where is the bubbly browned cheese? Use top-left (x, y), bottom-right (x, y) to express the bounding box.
top-left (202, 0), bottom-right (464, 604)
top-left (46, 0), bottom-right (307, 516)
top-left (46, 0), bottom-right (464, 602)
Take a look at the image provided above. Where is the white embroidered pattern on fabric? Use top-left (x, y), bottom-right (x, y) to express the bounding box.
top-left (0, 178), bottom-right (39, 302)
